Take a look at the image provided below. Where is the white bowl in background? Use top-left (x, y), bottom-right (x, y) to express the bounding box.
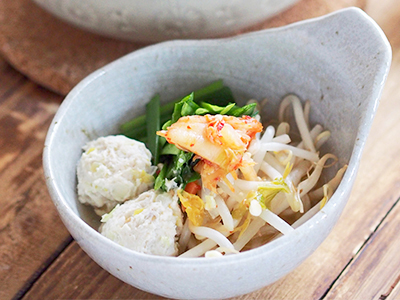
top-left (31, 0), bottom-right (299, 43)
top-left (43, 8), bottom-right (391, 300)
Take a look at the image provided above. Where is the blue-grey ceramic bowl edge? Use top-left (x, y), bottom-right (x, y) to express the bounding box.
top-left (43, 7), bottom-right (391, 300)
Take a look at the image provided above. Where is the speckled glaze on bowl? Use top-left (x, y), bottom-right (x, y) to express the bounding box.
top-left (43, 8), bottom-right (391, 300)
top-left (31, 0), bottom-right (299, 43)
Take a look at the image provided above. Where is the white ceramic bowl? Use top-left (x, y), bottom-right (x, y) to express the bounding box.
top-left (31, 0), bottom-right (299, 43)
top-left (43, 8), bottom-right (391, 300)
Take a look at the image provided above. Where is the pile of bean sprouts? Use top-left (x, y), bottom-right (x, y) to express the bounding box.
top-left (177, 94), bottom-right (347, 258)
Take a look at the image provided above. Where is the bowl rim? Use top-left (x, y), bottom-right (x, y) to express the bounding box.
top-left (31, 0), bottom-right (301, 42)
top-left (43, 7), bottom-right (391, 267)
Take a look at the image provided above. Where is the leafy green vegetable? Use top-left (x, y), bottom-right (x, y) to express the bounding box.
top-left (154, 162), bottom-right (167, 190)
top-left (171, 93), bottom-right (199, 123)
top-left (121, 80), bottom-right (259, 192)
top-left (121, 80), bottom-right (235, 139)
top-left (154, 151), bottom-right (201, 191)
top-left (230, 103), bottom-right (258, 117)
top-left (146, 94), bottom-right (161, 165)
top-left (160, 143), bottom-right (181, 155)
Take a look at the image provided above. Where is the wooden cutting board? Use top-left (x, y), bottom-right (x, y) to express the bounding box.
top-left (0, 0), bottom-right (366, 96)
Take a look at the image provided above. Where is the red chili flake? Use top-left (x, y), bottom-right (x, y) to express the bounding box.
top-left (217, 122), bottom-right (224, 131)
top-left (205, 160), bottom-right (213, 166)
top-left (187, 125), bottom-right (191, 129)
top-left (190, 143), bottom-right (195, 147)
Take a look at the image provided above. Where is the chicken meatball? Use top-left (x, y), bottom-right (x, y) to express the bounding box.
top-left (77, 135), bottom-right (155, 215)
top-left (100, 190), bottom-right (183, 256)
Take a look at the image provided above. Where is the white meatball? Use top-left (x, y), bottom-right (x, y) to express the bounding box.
top-left (100, 190), bottom-right (183, 256)
top-left (77, 135), bottom-right (155, 215)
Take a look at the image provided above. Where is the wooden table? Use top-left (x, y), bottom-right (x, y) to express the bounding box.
top-left (1, 1), bottom-right (400, 299)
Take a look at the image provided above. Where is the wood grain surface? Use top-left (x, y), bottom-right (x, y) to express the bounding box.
top-left (0, 63), bottom-right (70, 300)
top-left (1, 0), bottom-right (400, 299)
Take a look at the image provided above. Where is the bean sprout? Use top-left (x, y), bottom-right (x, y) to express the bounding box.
top-left (175, 95), bottom-right (346, 257)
